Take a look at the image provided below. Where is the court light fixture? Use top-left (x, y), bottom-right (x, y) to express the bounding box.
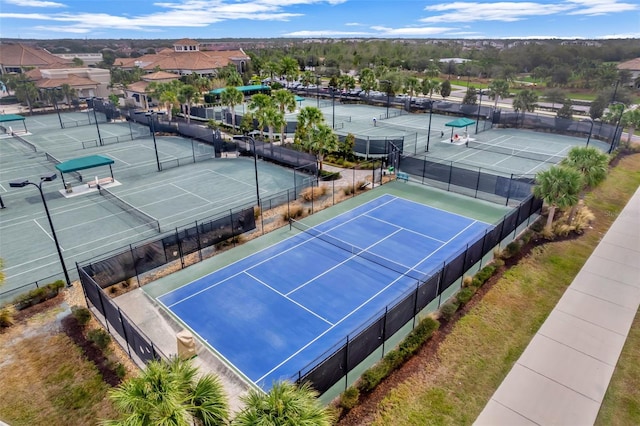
top-left (10, 173), bottom-right (72, 287)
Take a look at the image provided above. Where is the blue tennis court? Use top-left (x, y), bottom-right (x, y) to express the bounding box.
top-left (158, 194), bottom-right (492, 389)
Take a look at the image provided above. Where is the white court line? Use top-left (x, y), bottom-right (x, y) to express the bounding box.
top-left (0, 183), bottom-right (6, 192)
top-left (106, 152), bottom-right (131, 166)
top-left (33, 218), bottom-right (65, 251)
top-left (363, 214), bottom-right (447, 244)
top-left (246, 271), bottom-right (334, 325)
top-left (170, 183), bottom-right (210, 203)
top-left (256, 218), bottom-right (481, 383)
top-left (162, 195), bottom-right (399, 303)
top-left (284, 228), bottom-right (405, 296)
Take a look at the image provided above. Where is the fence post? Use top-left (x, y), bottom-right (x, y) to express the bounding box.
top-left (422, 154), bottom-right (427, 185)
top-left (194, 220), bottom-right (203, 262)
top-left (130, 244), bottom-right (141, 287)
top-left (474, 169), bottom-right (481, 198)
top-left (344, 335), bottom-right (350, 392)
top-left (176, 227), bottom-right (185, 269)
top-left (229, 209), bottom-right (236, 247)
top-left (413, 282), bottom-right (419, 328)
top-left (382, 307), bottom-right (387, 357)
top-left (117, 307), bottom-right (133, 358)
top-left (505, 174), bottom-right (514, 206)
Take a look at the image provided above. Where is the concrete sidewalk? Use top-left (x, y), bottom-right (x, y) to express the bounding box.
top-left (475, 188), bottom-right (640, 425)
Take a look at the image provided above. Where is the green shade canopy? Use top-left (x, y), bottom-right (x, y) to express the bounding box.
top-left (0, 114), bottom-right (25, 123)
top-left (54, 155), bottom-right (114, 173)
top-left (209, 85), bottom-right (271, 95)
top-left (445, 117), bottom-right (476, 128)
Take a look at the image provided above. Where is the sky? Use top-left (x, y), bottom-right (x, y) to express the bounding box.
top-left (0, 0), bottom-right (638, 40)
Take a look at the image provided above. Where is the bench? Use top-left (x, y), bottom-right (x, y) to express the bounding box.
top-left (396, 172), bottom-right (409, 182)
top-left (88, 177), bottom-right (114, 188)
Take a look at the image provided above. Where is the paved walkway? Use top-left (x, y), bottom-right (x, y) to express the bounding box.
top-left (475, 187), bottom-right (640, 425)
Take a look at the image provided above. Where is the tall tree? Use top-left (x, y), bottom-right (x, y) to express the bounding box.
top-left (543, 87), bottom-right (566, 109)
top-left (233, 381), bottom-right (333, 426)
top-left (620, 107), bottom-right (640, 145)
top-left (6, 73), bottom-right (38, 115)
top-left (421, 78), bottom-right (440, 99)
top-left (179, 84), bottom-right (198, 124)
top-left (532, 165), bottom-right (583, 234)
top-left (358, 68), bottom-right (376, 96)
top-left (248, 93), bottom-right (273, 139)
top-left (439, 80), bottom-right (452, 99)
top-left (556, 98), bottom-right (574, 120)
top-left (294, 106), bottom-right (324, 148)
top-left (279, 56), bottom-right (300, 85)
top-left (221, 86), bottom-right (244, 130)
top-left (272, 89), bottom-right (297, 142)
top-left (513, 89), bottom-right (538, 123)
top-left (105, 357), bottom-right (229, 426)
top-left (462, 86), bottom-right (478, 105)
top-left (59, 83), bottom-right (77, 109)
top-left (487, 79), bottom-right (510, 109)
top-left (563, 146), bottom-right (609, 222)
top-left (404, 76), bottom-right (419, 104)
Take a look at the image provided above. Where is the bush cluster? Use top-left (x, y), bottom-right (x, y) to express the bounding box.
top-left (339, 386), bottom-right (360, 409)
top-left (87, 328), bottom-right (112, 350)
top-left (440, 301), bottom-right (459, 322)
top-left (472, 264), bottom-right (497, 288)
top-left (358, 317), bottom-right (439, 393)
top-left (0, 306), bottom-right (15, 329)
top-left (455, 287), bottom-right (476, 306)
top-left (282, 205), bottom-right (304, 221)
top-left (300, 186), bottom-right (328, 201)
top-left (71, 306), bottom-right (92, 327)
top-left (13, 280), bottom-right (65, 310)
top-left (319, 170), bottom-right (341, 181)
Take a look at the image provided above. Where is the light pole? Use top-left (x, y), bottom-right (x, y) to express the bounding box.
top-left (426, 100), bottom-right (434, 152)
top-left (315, 75), bottom-right (321, 108)
top-left (475, 89), bottom-right (487, 134)
top-left (48, 87), bottom-right (63, 129)
top-left (145, 111), bottom-right (164, 172)
top-left (381, 80), bottom-right (391, 119)
top-left (586, 118), bottom-right (595, 147)
top-left (234, 135), bottom-right (260, 206)
top-left (91, 97), bottom-right (103, 146)
top-left (10, 174), bottom-right (72, 288)
top-left (331, 87), bottom-right (336, 129)
top-left (609, 102), bottom-right (625, 154)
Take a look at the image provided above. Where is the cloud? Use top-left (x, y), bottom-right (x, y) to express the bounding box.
top-left (345, 22), bottom-right (365, 27)
top-left (422, 2), bottom-right (573, 23)
top-left (4, 0), bottom-right (65, 7)
top-left (284, 30), bottom-right (372, 37)
top-left (565, 0), bottom-right (639, 15)
top-left (371, 25), bottom-right (459, 36)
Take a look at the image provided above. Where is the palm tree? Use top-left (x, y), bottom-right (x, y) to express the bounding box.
top-left (620, 107), bottom-right (640, 145)
top-left (487, 79), bottom-right (510, 109)
top-left (532, 165), bottom-right (583, 234)
top-left (233, 381), bottom-right (333, 426)
top-left (358, 68), bottom-right (376, 96)
top-left (160, 90), bottom-right (179, 121)
top-left (513, 89), bottom-right (538, 126)
top-left (295, 106), bottom-right (324, 147)
top-left (179, 84), bottom-right (199, 124)
top-left (220, 86), bottom-right (244, 130)
top-left (248, 93), bottom-right (273, 139)
top-left (60, 83), bottom-right (76, 109)
top-left (279, 56), bottom-right (300, 86)
top-left (421, 78), bottom-right (439, 99)
top-left (105, 357), bottom-right (229, 426)
top-left (272, 89), bottom-right (296, 142)
top-left (6, 73), bottom-right (38, 115)
top-left (563, 146), bottom-right (609, 221)
top-left (404, 76), bottom-right (419, 105)
top-left (263, 105), bottom-right (282, 142)
top-left (307, 123), bottom-right (339, 171)
top-left (425, 61), bottom-right (441, 79)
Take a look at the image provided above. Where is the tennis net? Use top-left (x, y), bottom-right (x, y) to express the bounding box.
top-left (376, 119), bottom-right (441, 139)
top-left (98, 186), bottom-right (161, 233)
top-left (45, 152), bottom-right (83, 182)
top-left (289, 219), bottom-right (429, 282)
top-left (467, 140), bottom-right (565, 163)
top-left (12, 133), bottom-right (37, 152)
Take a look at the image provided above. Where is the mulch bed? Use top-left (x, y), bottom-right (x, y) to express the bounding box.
top-left (60, 315), bottom-right (122, 387)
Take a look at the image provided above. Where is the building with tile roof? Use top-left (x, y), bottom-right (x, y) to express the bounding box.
top-left (113, 39), bottom-right (250, 77)
top-left (0, 42), bottom-right (72, 75)
top-left (617, 58), bottom-right (640, 89)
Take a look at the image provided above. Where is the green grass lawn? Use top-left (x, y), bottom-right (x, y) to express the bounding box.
top-left (367, 153), bottom-right (640, 426)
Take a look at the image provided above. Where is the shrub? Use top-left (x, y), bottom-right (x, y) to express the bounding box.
top-left (71, 306), bottom-right (91, 327)
top-left (13, 280), bottom-right (65, 310)
top-left (493, 246), bottom-right (504, 260)
top-left (282, 205), bottom-right (304, 221)
top-left (456, 287), bottom-right (476, 306)
top-left (339, 386), bottom-right (360, 410)
top-left (87, 328), bottom-right (111, 350)
top-left (530, 217), bottom-right (545, 233)
top-left (360, 363), bottom-right (388, 392)
top-left (462, 275), bottom-right (473, 287)
top-left (114, 363), bottom-right (126, 379)
top-left (440, 302), bottom-right (459, 322)
top-left (319, 170), bottom-right (341, 181)
top-left (383, 349), bottom-right (405, 371)
top-left (473, 264), bottom-right (497, 288)
top-left (492, 258), bottom-right (505, 268)
top-left (0, 306), bottom-right (15, 329)
top-left (399, 317), bottom-right (440, 356)
top-left (300, 186), bottom-right (328, 201)
top-left (503, 240), bottom-right (522, 258)
top-left (254, 206), bottom-right (261, 219)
